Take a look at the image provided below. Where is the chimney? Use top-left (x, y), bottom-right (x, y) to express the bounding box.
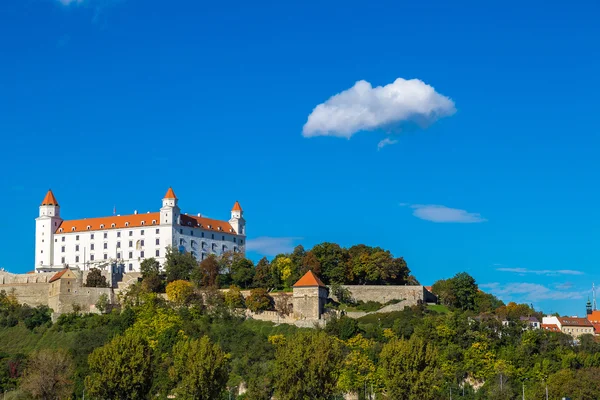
top-left (134, 210), bottom-right (138, 215)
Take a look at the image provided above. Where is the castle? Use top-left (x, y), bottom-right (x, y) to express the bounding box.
top-left (35, 188), bottom-right (246, 273)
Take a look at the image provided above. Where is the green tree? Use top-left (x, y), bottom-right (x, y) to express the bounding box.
top-left (85, 268), bottom-right (108, 288)
top-left (252, 257), bottom-right (276, 289)
top-left (224, 285), bottom-right (245, 309)
top-left (379, 336), bottom-right (443, 399)
top-left (245, 288), bottom-right (273, 313)
top-left (451, 272), bottom-right (478, 311)
top-left (20, 349), bottom-right (73, 400)
top-left (311, 242), bottom-right (348, 284)
top-left (170, 336), bottom-right (230, 400)
top-left (164, 246), bottom-right (197, 282)
top-left (95, 293), bottom-right (110, 313)
top-left (85, 333), bottom-right (153, 400)
top-left (140, 257), bottom-right (161, 279)
top-left (274, 330), bottom-right (344, 400)
top-left (230, 257), bottom-right (255, 288)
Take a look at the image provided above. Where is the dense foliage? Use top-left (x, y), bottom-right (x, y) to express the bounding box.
top-left (1, 244), bottom-right (599, 399)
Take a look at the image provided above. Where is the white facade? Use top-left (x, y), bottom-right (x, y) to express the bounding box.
top-left (34, 188), bottom-right (246, 273)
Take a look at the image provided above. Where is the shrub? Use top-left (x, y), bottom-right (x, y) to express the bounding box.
top-left (245, 289), bottom-right (274, 313)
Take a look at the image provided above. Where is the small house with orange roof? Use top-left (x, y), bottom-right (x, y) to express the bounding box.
top-left (34, 188), bottom-right (246, 273)
top-left (292, 270), bottom-right (329, 320)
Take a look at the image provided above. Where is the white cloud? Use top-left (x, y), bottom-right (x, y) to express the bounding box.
top-left (480, 282), bottom-right (584, 301)
top-left (58, 0), bottom-right (84, 4)
top-left (246, 236), bottom-right (301, 256)
top-left (302, 78), bottom-right (455, 138)
top-left (401, 203), bottom-right (486, 223)
top-left (496, 267), bottom-right (584, 276)
top-left (377, 138), bottom-right (398, 150)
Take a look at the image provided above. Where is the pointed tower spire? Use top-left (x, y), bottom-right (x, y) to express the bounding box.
top-left (41, 189), bottom-right (59, 206)
top-left (231, 201), bottom-right (242, 212)
top-left (164, 187), bottom-right (177, 199)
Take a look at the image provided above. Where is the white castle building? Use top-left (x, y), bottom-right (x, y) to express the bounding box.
top-left (35, 187), bottom-right (246, 273)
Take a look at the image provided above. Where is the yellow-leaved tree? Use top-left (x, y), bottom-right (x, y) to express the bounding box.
top-left (166, 280), bottom-right (194, 306)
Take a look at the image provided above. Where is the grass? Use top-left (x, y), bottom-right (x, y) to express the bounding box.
top-left (0, 325), bottom-right (77, 354)
top-left (427, 304), bottom-right (450, 314)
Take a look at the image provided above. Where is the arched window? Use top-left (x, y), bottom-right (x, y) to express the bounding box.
top-left (125, 222), bottom-right (129, 227)
top-left (100, 224), bottom-right (104, 229)
top-left (111, 223), bottom-right (116, 228)
top-left (71, 227), bottom-right (76, 232)
top-left (86, 226), bottom-right (91, 230)
top-left (141, 221), bottom-right (145, 226)
top-left (152, 220), bottom-right (156, 225)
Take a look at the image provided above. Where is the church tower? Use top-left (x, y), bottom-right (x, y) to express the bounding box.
top-left (35, 190), bottom-right (63, 269)
top-left (229, 201), bottom-right (245, 236)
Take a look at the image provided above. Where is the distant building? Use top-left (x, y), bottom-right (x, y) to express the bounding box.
top-left (35, 188), bottom-right (245, 273)
top-left (520, 316), bottom-right (540, 329)
top-left (542, 315), bottom-right (594, 338)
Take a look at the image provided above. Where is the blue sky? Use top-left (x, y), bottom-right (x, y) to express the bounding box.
top-left (1, 0), bottom-right (600, 315)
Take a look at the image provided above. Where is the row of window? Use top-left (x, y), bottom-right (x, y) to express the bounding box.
top-left (61, 249), bottom-right (161, 264)
top-left (61, 238), bottom-right (160, 253)
top-left (60, 229), bottom-right (160, 242)
top-left (177, 229), bottom-right (243, 245)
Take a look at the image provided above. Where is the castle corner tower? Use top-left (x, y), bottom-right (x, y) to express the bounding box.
top-left (35, 190), bottom-right (63, 270)
top-left (229, 201), bottom-right (245, 236)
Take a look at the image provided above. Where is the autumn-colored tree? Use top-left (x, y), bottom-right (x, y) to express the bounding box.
top-left (85, 268), bottom-right (108, 287)
top-left (86, 333), bottom-right (153, 400)
top-left (245, 288), bottom-right (274, 313)
top-left (20, 349), bottom-right (73, 400)
top-left (192, 254), bottom-right (220, 288)
top-left (274, 330), bottom-right (343, 400)
top-left (170, 336), bottom-right (230, 400)
top-left (301, 251), bottom-right (322, 276)
top-left (166, 280), bottom-right (194, 306)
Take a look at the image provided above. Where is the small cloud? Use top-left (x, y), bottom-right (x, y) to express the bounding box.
top-left (302, 78), bottom-right (455, 139)
top-left (497, 267), bottom-right (584, 276)
top-left (555, 282), bottom-right (574, 290)
top-left (246, 236), bottom-right (301, 256)
top-left (58, 0), bottom-right (84, 4)
top-left (400, 203), bottom-right (486, 223)
top-left (480, 282), bottom-right (584, 302)
top-left (377, 138), bottom-right (398, 150)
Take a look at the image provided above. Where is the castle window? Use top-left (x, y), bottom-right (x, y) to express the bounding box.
top-left (129, 231), bottom-right (132, 236)
top-left (222, 245), bottom-right (227, 252)
top-left (156, 238), bottom-right (160, 245)
top-left (180, 229), bottom-right (183, 234)
top-left (125, 222), bottom-right (129, 227)
top-left (187, 222), bottom-right (191, 226)
top-left (87, 226), bottom-right (91, 230)
top-left (129, 252), bottom-right (133, 258)
top-left (233, 237), bottom-right (236, 243)
top-left (155, 249), bottom-right (160, 257)
top-left (222, 236), bottom-right (225, 241)
top-left (117, 252), bottom-right (121, 259)
top-left (61, 246), bottom-right (65, 252)
top-left (129, 241), bottom-right (133, 247)
top-left (141, 221), bottom-right (145, 226)
top-left (234, 246), bottom-right (238, 253)
top-left (202, 232), bottom-right (204, 238)
top-left (117, 232), bottom-right (121, 238)
top-left (240, 239), bottom-right (244, 245)
top-left (191, 230), bottom-right (194, 236)
top-left (128, 263), bottom-right (133, 271)
top-left (155, 228), bottom-right (159, 234)
top-left (76, 235), bottom-right (79, 240)
top-left (140, 240), bottom-right (144, 247)
top-left (141, 230), bottom-right (144, 235)
top-left (55, 239), bottom-right (57, 242)
top-left (104, 254), bottom-right (107, 260)
top-left (91, 244), bottom-right (95, 250)
top-left (90, 255), bottom-right (95, 261)
top-left (103, 243), bottom-right (108, 249)
top-left (152, 220), bottom-right (157, 225)
top-left (211, 234), bottom-right (214, 240)
top-left (103, 232), bottom-right (107, 239)
top-left (71, 227), bottom-right (76, 231)
top-left (100, 224), bottom-right (105, 229)
top-left (59, 228), bottom-right (63, 233)
top-left (207, 225), bottom-right (212, 229)
top-left (75, 245), bottom-right (79, 251)
top-left (91, 234), bottom-right (94, 239)
top-left (111, 223), bottom-right (116, 228)
top-left (75, 256), bottom-right (79, 262)
top-left (218, 226), bottom-right (222, 231)
top-left (179, 238), bottom-right (184, 246)
top-left (117, 241), bottom-right (121, 248)
top-left (140, 251), bottom-right (145, 258)
top-left (62, 237), bottom-right (65, 242)
top-left (67, 289), bottom-right (70, 293)
top-left (61, 257), bottom-right (65, 263)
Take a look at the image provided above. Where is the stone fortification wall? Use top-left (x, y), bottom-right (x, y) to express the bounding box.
top-left (336, 285), bottom-right (436, 306)
top-left (0, 271), bottom-right (55, 285)
top-left (49, 287), bottom-right (114, 314)
top-left (0, 271), bottom-right (54, 307)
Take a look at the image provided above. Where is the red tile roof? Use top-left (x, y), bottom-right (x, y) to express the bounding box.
top-left (49, 268), bottom-right (71, 283)
top-left (56, 212), bottom-right (161, 233)
top-left (231, 201), bottom-right (243, 212)
top-left (587, 310), bottom-right (600, 323)
top-left (541, 324), bottom-right (560, 332)
top-left (293, 270), bottom-right (326, 288)
top-left (41, 190), bottom-right (59, 206)
top-left (558, 317), bottom-right (593, 327)
top-left (179, 214), bottom-right (237, 233)
top-left (164, 187), bottom-right (177, 199)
